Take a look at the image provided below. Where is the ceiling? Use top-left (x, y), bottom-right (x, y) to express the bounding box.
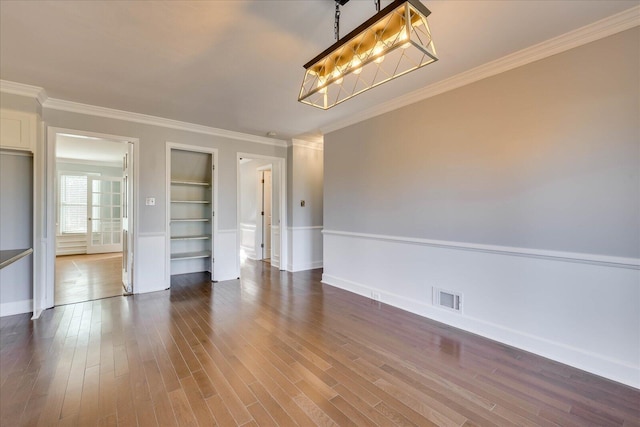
top-left (0, 0), bottom-right (636, 140)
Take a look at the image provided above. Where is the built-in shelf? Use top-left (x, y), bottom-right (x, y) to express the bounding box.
top-left (170, 180), bottom-right (210, 187)
top-left (171, 251), bottom-right (211, 261)
top-left (171, 200), bottom-right (210, 204)
top-left (171, 235), bottom-right (211, 241)
top-left (169, 148), bottom-right (214, 277)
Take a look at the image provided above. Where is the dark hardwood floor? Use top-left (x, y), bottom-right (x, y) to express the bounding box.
top-left (55, 253), bottom-right (124, 306)
top-left (1, 260), bottom-right (638, 426)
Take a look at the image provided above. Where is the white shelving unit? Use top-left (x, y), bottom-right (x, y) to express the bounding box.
top-left (169, 149), bottom-right (214, 277)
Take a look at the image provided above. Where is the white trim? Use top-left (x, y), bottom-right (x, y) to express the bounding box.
top-left (322, 229), bottom-right (639, 270)
top-left (321, 6), bottom-right (640, 134)
top-left (165, 142), bottom-right (218, 285)
top-left (0, 149), bottom-right (33, 157)
top-left (46, 127), bottom-right (140, 308)
top-left (321, 273), bottom-right (639, 389)
top-left (218, 229), bottom-right (237, 234)
top-left (0, 299), bottom-right (33, 317)
top-left (288, 261), bottom-right (324, 272)
top-left (138, 232), bottom-right (166, 237)
top-left (291, 138), bottom-right (324, 151)
top-left (289, 226), bottom-right (323, 231)
top-left (43, 98), bottom-right (287, 147)
top-left (239, 223), bottom-right (256, 230)
top-left (0, 80), bottom-right (47, 105)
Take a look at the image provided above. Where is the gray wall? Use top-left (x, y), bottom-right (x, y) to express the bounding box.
top-left (325, 27), bottom-right (640, 258)
top-left (0, 151), bottom-right (33, 304)
top-left (43, 109), bottom-right (287, 232)
top-left (290, 145), bottom-right (323, 227)
top-left (0, 92), bottom-right (42, 116)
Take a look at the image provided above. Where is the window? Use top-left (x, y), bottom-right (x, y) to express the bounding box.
top-left (59, 174), bottom-right (88, 234)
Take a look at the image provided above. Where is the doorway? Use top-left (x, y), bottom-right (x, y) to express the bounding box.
top-left (47, 129), bottom-right (136, 307)
top-left (258, 166), bottom-right (272, 262)
top-left (237, 154), bottom-right (286, 274)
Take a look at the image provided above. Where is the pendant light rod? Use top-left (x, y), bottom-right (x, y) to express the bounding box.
top-left (335, 2), bottom-right (341, 40)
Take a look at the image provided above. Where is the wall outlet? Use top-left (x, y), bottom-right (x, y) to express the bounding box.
top-left (145, 197), bottom-right (156, 206)
top-left (371, 292), bottom-right (381, 301)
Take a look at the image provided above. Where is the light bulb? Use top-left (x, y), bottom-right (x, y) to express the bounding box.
top-left (332, 70), bottom-right (343, 85)
top-left (317, 78), bottom-right (327, 94)
top-left (373, 44), bottom-right (385, 64)
top-left (400, 30), bottom-right (411, 49)
top-left (351, 57), bottom-right (363, 75)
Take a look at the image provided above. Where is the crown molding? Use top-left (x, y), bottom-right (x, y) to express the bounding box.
top-left (0, 80), bottom-right (287, 148)
top-left (321, 5), bottom-right (640, 135)
top-left (291, 138), bottom-right (324, 151)
top-left (42, 98), bottom-right (288, 147)
top-left (0, 80), bottom-right (48, 105)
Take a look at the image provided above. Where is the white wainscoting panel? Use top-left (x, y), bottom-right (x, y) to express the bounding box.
top-left (288, 226), bottom-right (323, 272)
top-left (0, 299), bottom-right (32, 317)
top-left (215, 229), bottom-right (239, 282)
top-left (322, 230), bottom-right (640, 388)
top-left (135, 233), bottom-right (167, 294)
top-left (239, 223), bottom-right (257, 260)
top-left (272, 226), bottom-right (281, 268)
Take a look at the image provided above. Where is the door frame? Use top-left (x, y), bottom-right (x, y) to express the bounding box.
top-left (236, 153), bottom-right (287, 272)
top-left (165, 142), bottom-right (219, 287)
top-left (256, 165), bottom-right (272, 261)
top-left (45, 127), bottom-right (139, 309)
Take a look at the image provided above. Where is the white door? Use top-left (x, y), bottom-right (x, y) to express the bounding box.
top-left (263, 170), bottom-right (272, 260)
top-left (87, 176), bottom-right (122, 254)
top-left (121, 149), bottom-right (134, 293)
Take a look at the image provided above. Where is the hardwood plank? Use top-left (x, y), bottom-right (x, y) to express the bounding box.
top-left (179, 375), bottom-right (218, 427)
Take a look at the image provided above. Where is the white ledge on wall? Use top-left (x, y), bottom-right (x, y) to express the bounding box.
top-left (322, 229), bottom-right (640, 270)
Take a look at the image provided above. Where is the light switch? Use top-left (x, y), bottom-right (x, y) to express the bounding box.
top-left (145, 197), bottom-right (156, 206)
top-left (300, 200), bottom-right (305, 207)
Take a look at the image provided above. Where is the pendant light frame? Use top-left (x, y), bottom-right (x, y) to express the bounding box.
top-left (298, 0), bottom-right (437, 109)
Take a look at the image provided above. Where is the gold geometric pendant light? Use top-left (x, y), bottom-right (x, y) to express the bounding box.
top-left (298, 0), bottom-right (437, 110)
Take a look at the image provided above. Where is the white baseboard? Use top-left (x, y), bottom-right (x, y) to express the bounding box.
top-left (0, 299), bottom-right (33, 317)
top-left (321, 273), bottom-right (639, 389)
top-left (288, 260), bottom-right (323, 272)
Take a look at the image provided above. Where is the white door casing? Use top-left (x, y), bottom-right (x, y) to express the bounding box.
top-left (263, 170), bottom-right (272, 260)
top-left (121, 149), bottom-right (134, 293)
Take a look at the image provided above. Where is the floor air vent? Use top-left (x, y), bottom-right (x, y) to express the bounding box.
top-left (433, 288), bottom-right (463, 313)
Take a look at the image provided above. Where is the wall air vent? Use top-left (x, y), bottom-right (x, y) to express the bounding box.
top-left (433, 288), bottom-right (463, 314)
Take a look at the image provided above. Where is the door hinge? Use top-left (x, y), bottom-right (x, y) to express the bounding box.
top-left (212, 211), bottom-right (215, 217)
top-left (261, 243), bottom-right (264, 248)
top-left (261, 211), bottom-right (264, 216)
top-left (262, 179), bottom-right (264, 183)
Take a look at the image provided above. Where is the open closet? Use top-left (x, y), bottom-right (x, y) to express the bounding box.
top-left (169, 148), bottom-right (215, 278)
